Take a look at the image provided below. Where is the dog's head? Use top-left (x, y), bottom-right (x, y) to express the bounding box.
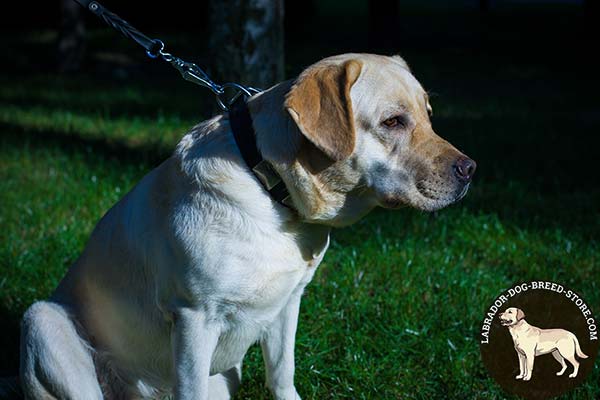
top-left (499, 307), bottom-right (526, 327)
top-left (251, 54), bottom-right (476, 225)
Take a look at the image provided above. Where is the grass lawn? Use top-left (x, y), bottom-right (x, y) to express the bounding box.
top-left (1, 4), bottom-right (599, 399)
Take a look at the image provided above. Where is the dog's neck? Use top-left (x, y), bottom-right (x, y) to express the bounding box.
top-left (248, 82), bottom-right (375, 226)
top-left (508, 319), bottom-right (530, 335)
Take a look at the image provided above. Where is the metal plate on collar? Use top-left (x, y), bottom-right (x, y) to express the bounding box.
top-left (252, 160), bottom-right (282, 190)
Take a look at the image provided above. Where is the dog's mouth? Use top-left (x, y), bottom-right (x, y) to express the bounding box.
top-left (454, 182), bottom-right (470, 202)
top-left (379, 196), bottom-right (406, 209)
top-left (376, 176), bottom-right (471, 212)
top-left (413, 180), bottom-right (465, 211)
top-left (500, 318), bottom-right (513, 326)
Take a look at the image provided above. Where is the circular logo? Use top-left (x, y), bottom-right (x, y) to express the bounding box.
top-left (480, 281), bottom-right (598, 399)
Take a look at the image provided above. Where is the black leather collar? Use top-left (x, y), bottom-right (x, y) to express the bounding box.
top-left (229, 97), bottom-right (294, 210)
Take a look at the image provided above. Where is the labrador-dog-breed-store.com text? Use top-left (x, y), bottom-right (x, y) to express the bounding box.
top-left (20, 54), bottom-right (476, 399)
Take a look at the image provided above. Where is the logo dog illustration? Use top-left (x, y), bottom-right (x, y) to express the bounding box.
top-left (499, 307), bottom-right (588, 381)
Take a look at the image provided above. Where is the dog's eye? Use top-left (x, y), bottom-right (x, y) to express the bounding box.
top-left (508, 310), bottom-right (512, 313)
top-left (382, 116), bottom-right (406, 129)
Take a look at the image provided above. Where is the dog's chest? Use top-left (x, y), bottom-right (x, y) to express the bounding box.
top-left (195, 223), bottom-right (330, 373)
top-left (213, 226), bottom-right (327, 308)
top-left (177, 207), bottom-right (331, 312)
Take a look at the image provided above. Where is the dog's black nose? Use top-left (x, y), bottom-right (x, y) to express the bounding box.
top-left (453, 157), bottom-right (476, 183)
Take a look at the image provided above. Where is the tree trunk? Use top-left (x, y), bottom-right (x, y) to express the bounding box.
top-left (57, 0), bottom-right (86, 73)
top-left (207, 0), bottom-right (284, 93)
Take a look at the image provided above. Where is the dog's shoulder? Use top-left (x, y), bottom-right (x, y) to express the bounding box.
top-left (175, 114), bottom-right (237, 176)
top-left (171, 114), bottom-right (297, 227)
top-left (173, 114), bottom-right (263, 195)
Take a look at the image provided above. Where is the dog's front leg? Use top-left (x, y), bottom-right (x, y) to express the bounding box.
top-left (523, 349), bottom-right (535, 381)
top-left (261, 291), bottom-right (303, 400)
top-left (172, 307), bottom-right (221, 400)
top-left (516, 351), bottom-right (525, 379)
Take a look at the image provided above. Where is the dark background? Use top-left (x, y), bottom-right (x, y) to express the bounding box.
top-left (4, 0), bottom-right (599, 180)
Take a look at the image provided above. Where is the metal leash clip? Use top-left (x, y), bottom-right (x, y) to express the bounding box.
top-left (156, 47), bottom-right (261, 111)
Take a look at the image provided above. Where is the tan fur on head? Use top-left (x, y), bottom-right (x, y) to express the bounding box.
top-left (516, 308), bottom-right (526, 321)
top-left (284, 60), bottom-right (362, 161)
top-left (250, 53), bottom-right (474, 226)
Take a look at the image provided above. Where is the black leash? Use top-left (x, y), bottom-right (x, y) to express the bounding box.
top-left (72, 0), bottom-right (164, 58)
top-left (71, 0), bottom-right (260, 110)
top-left (71, 0), bottom-right (294, 210)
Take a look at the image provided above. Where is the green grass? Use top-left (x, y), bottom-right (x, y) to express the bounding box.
top-left (2, 4), bottom-right (600, 399)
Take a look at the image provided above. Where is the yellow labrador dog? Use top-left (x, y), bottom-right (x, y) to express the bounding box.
top-left (20, 54), bottom-right (475, 399)
top-left (499, 307), bottom-right (588, 381)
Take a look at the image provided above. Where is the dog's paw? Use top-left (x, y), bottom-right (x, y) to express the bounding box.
top-left (515, 375), bottom-right (523, 380)
top-left (556, 371), bottom-right (565, 376)
top-left (568, 373), bottom-right (577, 378)
top-left (522, 375), bottom-right (531, 381)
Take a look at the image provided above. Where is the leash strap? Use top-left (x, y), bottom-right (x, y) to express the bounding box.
top-left (229, 97), bottom-right (293, 209)
top-left (72, 0), bottom-right (164, 58)
top-left (71, 0), bottom-right (261, 110)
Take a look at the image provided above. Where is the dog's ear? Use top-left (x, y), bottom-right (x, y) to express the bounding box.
top-left (285, 60), bottom-right (362, 162)
top-left (516, 308), bottom-right (525, 321)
